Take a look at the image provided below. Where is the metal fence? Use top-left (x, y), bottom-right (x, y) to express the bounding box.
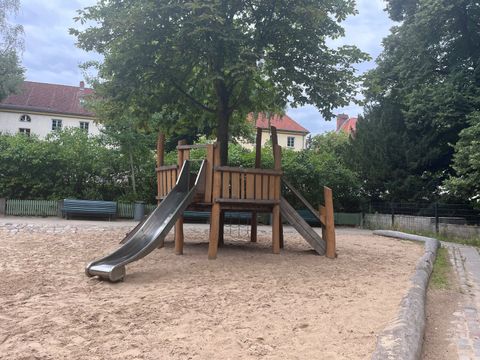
top-left (364, 202), bottom-right (480, 239)
top-left (5, 199), bottom-right (59, 217)
top-left (1, 199), bottom-right (158, 219)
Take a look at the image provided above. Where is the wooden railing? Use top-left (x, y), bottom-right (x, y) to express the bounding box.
top-left (156, 165), bottom-right (178, 199)
top-left (214, 167), bottom-right (282, 203)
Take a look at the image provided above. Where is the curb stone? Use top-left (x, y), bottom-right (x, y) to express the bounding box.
top-left (371, 230), bottom-right (440, 360)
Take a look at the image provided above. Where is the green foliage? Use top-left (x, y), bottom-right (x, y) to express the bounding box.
top-left (444, 112), bottom-right (480, 208)
top-left (0, 130), bottom-right (157, 202)
top-left (0, 0), bottom-right (24, 101)
top-left (71, 0), bottom-right (368, 164)
top-left (351, 0), bottom-right (480, 203)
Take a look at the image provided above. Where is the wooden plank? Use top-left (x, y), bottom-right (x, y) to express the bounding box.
top-left (214, 166), bottom-right (282, 176)
top-left (231, 172), bottom-right (240, 199)
top-left (204, 144), bottom-right (214, 203)
top-left (166, 170), bottom-right (171, 193)
top-left (157, 173), bottom-right (162, 200)
top-left (156, 165), bottom-right (178, 171)
top-left (222, 171), bottom-right (230, 199)
top-left (183, 149), bottom-right (190, 161)
top-left (254, 174), bottom-right (262, 200)
top-left (246, 174), bottom-right (255, 199)
top-left (240, 174), bottom-right (245, 199)
top-left (324, 187), bottom-right (336, 259)
top-left (262, 175), bottom-right (269, 200)
top-left (268, 176), bottom-right (275, 200)
top-left (162, 171), bottom-right (167, 196)
top-left (214, 198), bottom-right (279, 205)
top-left (171, 169), bottom-right (177, 188)
top-left (283, 178), bottom-right (322, 224)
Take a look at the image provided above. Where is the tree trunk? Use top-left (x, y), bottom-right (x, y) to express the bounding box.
top-left (129, 149), bottom-right (137, 196)
top-left (217, 109), bottom-right (229, 166)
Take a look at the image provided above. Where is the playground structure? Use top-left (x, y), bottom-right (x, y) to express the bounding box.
top-left (86, 127), bottom-right (336, 282)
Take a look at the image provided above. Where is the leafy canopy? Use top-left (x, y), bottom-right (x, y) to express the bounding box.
top-left (351, 0), bottom-right (480, 202)
top-left (71, 0), bottom-right (368, 164)
top-left (0, 0), bottom-right (24, 101)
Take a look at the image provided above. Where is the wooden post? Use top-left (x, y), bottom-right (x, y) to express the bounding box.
top-left (204, 144), bottom-right (214, 203)
top-left (251, 128), bottom-right (263, 243)
top-left (270, 127), bottom-right (284, 248)
top-left (175, 139), bottom-right (187, 255)
top-left (156, 132), bottom-right (165, 205)
top-left (324, 187), bottom-right (336, 259)
top-left (157, 132), bottom-right (165, 167)
top-left (208, 144), bottom-right (222, 259)
top-left (272, 144), bottom-right (282, 253)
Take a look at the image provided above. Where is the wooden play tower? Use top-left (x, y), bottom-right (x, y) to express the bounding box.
top-left (155, 127), bottom-right (336, 259)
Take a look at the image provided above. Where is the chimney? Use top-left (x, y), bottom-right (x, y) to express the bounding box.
top-left (79, 81), bottom-right (85, 90)
top-left (336, 114), bottom-right (349, 131)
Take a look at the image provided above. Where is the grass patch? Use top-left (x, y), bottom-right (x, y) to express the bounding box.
top-left (430, 247), bottom-right (451, 290)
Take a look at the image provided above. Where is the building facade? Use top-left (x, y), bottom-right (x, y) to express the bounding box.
top-left (244, 113), bottom-right (309, 151)
top-left (0, 81), bottom-right (100, 138)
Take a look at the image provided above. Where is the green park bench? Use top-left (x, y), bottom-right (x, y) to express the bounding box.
top-left (62, 199), bottom-right (117, 220)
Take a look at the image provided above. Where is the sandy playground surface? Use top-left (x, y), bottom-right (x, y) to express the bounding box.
top-left (0, 220), bottom-right (423, 360)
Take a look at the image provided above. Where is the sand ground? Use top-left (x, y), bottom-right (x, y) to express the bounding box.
top-left (0, 221), bottom-right (423, 360)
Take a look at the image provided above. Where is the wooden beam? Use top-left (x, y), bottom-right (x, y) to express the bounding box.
top-left (252, 130), bottom-right (261, 244)
top-left (273, 145), bottom-right (283, 252)
top-left (214, 166), bottom-right (282, 176)
top-left (208, 144), bottom-right (222, 258)
top-left (204, 144), bottom-right (214, 203)
top-left (255, 127), bottom-right (262, 168)
top-left (175, 139), bottom-right (187, 255)
top-left (157, 132), bottom-right (165, 167)
top-left (324, 186), bottom-right (336, 259)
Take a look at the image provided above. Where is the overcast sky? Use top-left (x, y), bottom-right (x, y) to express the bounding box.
top-left (14, 0), bottom-right (394, 135)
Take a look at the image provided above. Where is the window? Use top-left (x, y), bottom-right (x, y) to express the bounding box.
top-left (52, 119), bottom-right (62, 131)
top-left (20, 114), bottom-right (31, 122)
top-left (79, 121), bottom-right (89, 132)
top-left (19, 128), bottom-right (30, 136)
top-left (287, 136), bottom-right (295, 148)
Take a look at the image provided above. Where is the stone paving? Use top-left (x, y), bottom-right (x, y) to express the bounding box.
top-left (445, 242), bottom-right (480, 359)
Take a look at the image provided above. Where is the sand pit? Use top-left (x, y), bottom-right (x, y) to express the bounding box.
top-left (0, 221), bottom-right (422, 359)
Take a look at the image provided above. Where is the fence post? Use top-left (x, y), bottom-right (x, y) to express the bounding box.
top-left (434, 202), bottom-right (439, 234)
top-left (0, 198), bottom-right (5, 217)
top-left (391, 202), bottom-right (395, 228)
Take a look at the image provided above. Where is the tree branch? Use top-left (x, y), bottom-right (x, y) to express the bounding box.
top-left (168, 79), bottom-right (216, 113)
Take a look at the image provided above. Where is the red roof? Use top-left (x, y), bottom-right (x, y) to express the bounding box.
top-left (337, 117), bottom-right (357, 134)
top-left (249, 113), bottom-right (309, 133)
top-left (0, 81), bottom-right (94, 117)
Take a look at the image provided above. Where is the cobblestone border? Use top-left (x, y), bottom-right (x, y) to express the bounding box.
top-left (371, 230), bottom-right (440, 360)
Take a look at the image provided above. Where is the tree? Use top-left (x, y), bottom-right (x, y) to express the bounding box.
top-left (0, 0), bottom-right (24, 101)
top-left (351, 0), bottom-right (480, 201)
top-left (71, 0), bottom-right (368, 165)
top-left (444, 112), bottom-right (480, 207)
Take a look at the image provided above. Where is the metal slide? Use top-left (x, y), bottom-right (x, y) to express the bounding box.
top-left (85, 160), bottom-right (205, 282)
top-left (280, 196), bottom-right (326, 256)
